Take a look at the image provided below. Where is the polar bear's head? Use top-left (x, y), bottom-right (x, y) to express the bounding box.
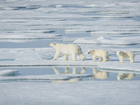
top-left (48, 43), bottom-right (56, 47)
top-left (88, 50), bottom-right (95, 54)
top-left (116, 51), bottom-right (123, 56)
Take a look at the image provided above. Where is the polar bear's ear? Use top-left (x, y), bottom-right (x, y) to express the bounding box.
top-left (91, 50), bottom-right (95, 54)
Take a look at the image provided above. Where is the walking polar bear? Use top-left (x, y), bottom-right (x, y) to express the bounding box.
top-left (48, 43), bottom-right (86, 61)
top-left (116, 51), bottom-right (135, 63)
top-left (88, 49), bottom-right (110, 62)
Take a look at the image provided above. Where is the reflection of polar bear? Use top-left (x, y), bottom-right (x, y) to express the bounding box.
top-left (117, 73), bottom-right (135, 80)
top-left (51, 67), bottom-right (86, 83)
top-left (48, 43), bottom-right (86, 61)
top-left (89, 68), bottom-right (109, 80)
top-left (116, 51), bottom-right (135, 63)
top-left (88, 49), bottom-right (109, 62)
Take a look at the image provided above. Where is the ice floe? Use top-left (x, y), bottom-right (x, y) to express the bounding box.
top-left (0, 73), bottom-right (92, 81)
top-left (98, 62), bottom-right (140, 72)
top-left (73, 36), bottom-right (140, 45)
top-left (0, 69), bottom-right (19, 76)
top-left (0, 81), bottom-right (140, 105)
top-left (90, 32), bottom-right (140, 35)
top-left (0, 60), bottom-right (140, 73)
top-left (0, 48), bottom-right (55, 61)
top-left (0, 33), bottom-right (62, 40)
top-left (0, 75), bottom-right (70, 81)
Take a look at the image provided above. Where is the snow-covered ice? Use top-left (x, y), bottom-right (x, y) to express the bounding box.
top-left (0, 69), bottom-right (19, 76)
top-left (0, 33), bottom-right (62, 40)
top-left (0, 48), bottom-right (55, 61)
top-left (73, 36), bottom-right (140, 45)
top-left (0, 0), bottom-right (140, 104)
top-left (0, 74), bottom-right (92, 81)
top-left (90, 31), bottom-right (140, 35)
top-left (0, 81), bottom-right (140, 105)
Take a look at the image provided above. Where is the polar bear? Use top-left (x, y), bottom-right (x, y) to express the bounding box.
top-left (89, 67), bottom-right (109, 80)
top-left (117, 73), bottom-right (135, 80)
top-left (88, 49), bottom-right (110, 62)
top-left (116, 51), bottom-right (135, 63)
top-left (48, 43), bottom-right (86, 61)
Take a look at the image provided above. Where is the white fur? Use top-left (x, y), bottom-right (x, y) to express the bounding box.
top-left (48, 43), bottom-right (86, 61)
top-left (117, 73), bottom-right (135, 80)
top-left (116, 51), bottom-right (135, 63)
top-left (89, 68), bottom-right (109, 80)
top-left (88, 49), bottom-right (110, 62)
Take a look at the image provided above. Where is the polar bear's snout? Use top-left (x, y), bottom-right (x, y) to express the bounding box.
top-left (48, 43), bottom-right (56, 46)
top-left (88, 50), bottom-right (92, 54)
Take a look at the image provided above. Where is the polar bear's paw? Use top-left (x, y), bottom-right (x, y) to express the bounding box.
top-left (52, 59), bottom-right (56, 61)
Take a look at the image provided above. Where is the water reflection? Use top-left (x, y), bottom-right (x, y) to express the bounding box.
top-left (117, 73), bottom-right (135, 80)
top-left (51, 67), bottom-right (86, 83)
top-left (89, 67), bottom-right (109, 80)
top-left (0, 67), bottom-right (139, 82)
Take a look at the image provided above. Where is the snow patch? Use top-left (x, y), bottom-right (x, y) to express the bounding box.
top-left (73, 36), bottom-right (140, 45)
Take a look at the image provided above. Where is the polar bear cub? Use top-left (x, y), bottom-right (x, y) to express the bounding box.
top-left (116, 51), bottom-right (135, 63)
top-left (88, 49), bottom-right (109, 62)
top-left (48, 43), bottom-right (86, 61)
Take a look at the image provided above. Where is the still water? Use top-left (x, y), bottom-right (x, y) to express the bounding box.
top-left (0, 67), bottom-right (139, 82)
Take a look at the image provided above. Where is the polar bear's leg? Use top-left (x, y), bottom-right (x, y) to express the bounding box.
top-left (129, 58), bottom-right (134, 63)
top-left (71, 53), bottom-right (77, 61)
top-left (79, 54), bottom-right (86, 61)
top-left (119, 56), bottom-right (124, 63)
top-left (53, 67), bottom-right (61, 74)
top-left (72, 67), bottom-right (77, 74)
top-left (103, 56), bottom-right (107, 62)
top-left (63, 54), bottom-right (69, 61)
top-left (64, 67), bottom-right (69, 74)
top-left (92, 56), bottom-right (96, 62)
top-left (52, 52), bottom-right (60, 60)
top-left (98, 57), bottom-right (102, 62)
top-left (79, 67), bottom-right (86, 74)
top-left (107, 56), bottom-right (110, 61)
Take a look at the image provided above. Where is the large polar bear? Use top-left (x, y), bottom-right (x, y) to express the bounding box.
top-left (48, 43), bottom-right (86, 61)
top-left (88, 49), bottom-right (110, 62)
top-left (116, 51), bottom-right (135, 63)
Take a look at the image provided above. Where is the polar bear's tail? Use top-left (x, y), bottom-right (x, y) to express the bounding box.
top-left (77, 47), bottom-right (84, 54)
top-left (77, 47), bottom-right (86, 61)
